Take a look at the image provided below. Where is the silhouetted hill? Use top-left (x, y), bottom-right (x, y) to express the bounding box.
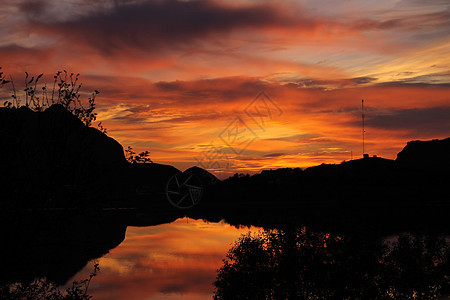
top-left (0, 105), bottom-right (181, 209)
top-left (1, 104), bottom-right (449, 227)
top-left (190, 138), bottom-right (450, 231)
top-left (185, 166), bottom-right (219, 186)
top-left (206, 138), bottom-right (450, 204)
top-left (0, 105), bottom-right (122, 206)
top-left (396, 137), bottom-right (450, 171)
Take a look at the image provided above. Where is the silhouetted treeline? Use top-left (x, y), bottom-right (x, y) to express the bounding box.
top-left (203, 138), bottom-right (450, 205)
top-left (190, 138), bottom-right (450, 232)
top-left (214, 228), bottom-right (450, 299)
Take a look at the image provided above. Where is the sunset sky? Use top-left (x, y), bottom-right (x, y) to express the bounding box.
top-left (1, 0), bottom-right (449, 177)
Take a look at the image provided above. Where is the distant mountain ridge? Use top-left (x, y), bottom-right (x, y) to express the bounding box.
top-left (1, 104), bottom-right (449, 211)
top-left (204, 137), bottom-right (450, 208)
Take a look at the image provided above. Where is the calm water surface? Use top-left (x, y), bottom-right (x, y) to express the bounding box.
top-left (71, 218), bottom-right (263, 300)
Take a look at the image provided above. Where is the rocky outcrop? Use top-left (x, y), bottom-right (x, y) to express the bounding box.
top-left (396, 137), bottom-right (450, 171)
top-left (0, 105), bottom-right (215, 210)
top-left (185, 166), bottom-right (219, 186)
top-left (0, 105), bottom-right (128, 206)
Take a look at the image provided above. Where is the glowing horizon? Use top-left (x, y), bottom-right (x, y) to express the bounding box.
top-left (1, 0), bottom-right (449, 178)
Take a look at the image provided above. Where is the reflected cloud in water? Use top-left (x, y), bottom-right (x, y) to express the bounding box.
top-left (72, 218), bottom-right (262, 300)
top-left (2, 212), bottom-right (449, 300)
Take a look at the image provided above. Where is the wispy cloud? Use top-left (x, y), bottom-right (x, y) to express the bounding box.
top-left (364, 106), bottom-right (450, 137)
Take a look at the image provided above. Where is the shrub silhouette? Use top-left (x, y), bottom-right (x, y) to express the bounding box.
top-left (1, 67), bottom-right (102, 130)
top-left (0, 263), bottom-right (99, 300)
top-left (125, 146), bottom-right (153, 164)
top-left (1, 67), bottom-right (155, 163)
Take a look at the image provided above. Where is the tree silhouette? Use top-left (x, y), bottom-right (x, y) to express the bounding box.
top-left (214, 229), bottom-right (450, 299)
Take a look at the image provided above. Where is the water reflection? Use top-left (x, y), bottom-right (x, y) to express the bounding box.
top-left (72, 218), bottom-right (262, 300)
top-left (2, 211), bottom-right (449, 300)
top-left (214, 228), bottom-right (450, 299)
top-left (0, 211), bottom-right (260, 299)
top-left (0, 211), bottom-right (128, 286)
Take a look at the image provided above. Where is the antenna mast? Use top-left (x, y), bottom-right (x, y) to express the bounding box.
top-left (362, 99), bottom-right (365, 155)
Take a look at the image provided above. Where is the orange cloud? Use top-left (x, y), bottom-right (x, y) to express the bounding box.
top-left (70, 75), bottom-right (447, 176)
top-left (1, 0), bottom-right (449, 177)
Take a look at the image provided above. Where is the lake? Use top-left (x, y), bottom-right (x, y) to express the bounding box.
top-left (69, 218), bottom-right (263, 300)
top-left (2, 212), bottom-right (450, 299)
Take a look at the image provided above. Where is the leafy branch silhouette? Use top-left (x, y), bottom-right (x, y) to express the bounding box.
top-left (1, 67), bottom-right (103, 131)
top-left (125, 146), bottom-right (153, 164)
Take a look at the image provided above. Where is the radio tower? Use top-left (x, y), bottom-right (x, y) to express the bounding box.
top-left (362, 99), bottom-right (365, 156)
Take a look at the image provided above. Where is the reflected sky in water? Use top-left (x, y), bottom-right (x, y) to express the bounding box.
top-left (67, 217), bottom-right (450, 300)
top-left (71, 218), bottom-right (262, 300)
